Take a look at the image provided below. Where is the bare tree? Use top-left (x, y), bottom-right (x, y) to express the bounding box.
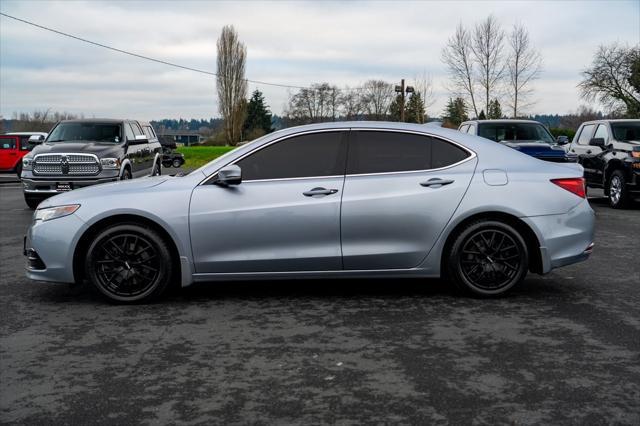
top-left (413, 71), bottom-right (436, 116)
top-left (471, 15), bottom-right (505, 115)
top-left (286, 83), bottom-right (341, 124)
top-left (339, 87), bottom-right (363, 120)
top-left (361, 80), bottom-right (394, 120)
top-left (507, 24), bottom-right (542, 117)
top-left (579, 43), bottom-right (640, 117)
top-left (441, 24), bottom-right (479, 117)
top-left (216, 25), bottom-right (247, 145)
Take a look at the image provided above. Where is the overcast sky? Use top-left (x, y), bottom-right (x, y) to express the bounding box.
top-left (1, 0), bottom-right (639, 121)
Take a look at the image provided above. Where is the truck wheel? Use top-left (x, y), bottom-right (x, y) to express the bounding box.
top-left (15, 161), bottom-right (23, 178)
top-left (24, 194), bottom-right (44, 210)
top-left (172, 159), bottom-right (182, 168)
top-left (121, 168), bottom-right (132, 180)
top-left (608, 170), bottom-right (630, 209)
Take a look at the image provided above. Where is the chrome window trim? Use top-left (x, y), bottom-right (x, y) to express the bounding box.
top-left (200, 127), bottom-right (477, 185)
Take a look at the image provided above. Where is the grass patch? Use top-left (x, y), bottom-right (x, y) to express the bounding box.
top-left (176, 145), bottom-right (237, 169)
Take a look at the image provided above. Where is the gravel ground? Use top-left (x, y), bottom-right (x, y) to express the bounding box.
top-left (1, 182), bottom-right (639, 425)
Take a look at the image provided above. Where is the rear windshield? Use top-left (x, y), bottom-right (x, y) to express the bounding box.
top-left (611, 122), bottom-right (640, 142)
top-left (47, 123), bottom-right (122, 143)
top-left (478, 122), bottom-right (555, 144)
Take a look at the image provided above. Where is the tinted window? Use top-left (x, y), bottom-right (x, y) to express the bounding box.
top-left (236, 132), bottom-right (347, 181)
top-left (611, 122), bottom-right (640, 141)
top-left (577, 124), bottom-right (595, 145)
top-left (347, 131), bottom-right (469, 174)
top-left (48, 123), bottom-right (122, 143)
top-left (19, 136), bottom-right (31, 150)
top-left (594, 124), bottom-right (609, 142)
top-left (478, 122), bottom-right (555, 144)
top-left (0, 137), bottom-right (16, 149)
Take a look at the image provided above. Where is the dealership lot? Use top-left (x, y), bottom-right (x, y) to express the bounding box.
top-left (1, 182), bottom-right (639, 424)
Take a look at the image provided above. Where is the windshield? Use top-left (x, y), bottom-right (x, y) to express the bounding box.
top-left (611, 122), bottom-right (640, 142)
top-left (47, 123), bottom-right (122, 143)
top-left (478, 122), bottom-right (555, 144)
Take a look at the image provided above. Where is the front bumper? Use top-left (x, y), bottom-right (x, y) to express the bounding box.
top-left (522, 198), bottom-right (595, 274)
top-left (22, 173), bottom-right (119, 195)
top-left (24, 213), bottom-right (87, 283)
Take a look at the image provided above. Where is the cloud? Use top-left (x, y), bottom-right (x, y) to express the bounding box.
top-left (1, 0), bottom-right (638, 120)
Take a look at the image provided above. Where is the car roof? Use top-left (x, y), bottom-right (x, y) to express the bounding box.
top-left (58, 118), bottom-right (130, 124)
top-left (580, 119), bottom-right (640, 125)
top-left (460, 119), bottom-right (542, 125)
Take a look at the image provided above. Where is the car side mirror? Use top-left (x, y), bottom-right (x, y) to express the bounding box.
top-left (589, 138), bottom-right (605, 148)
top-left (555, 136), bottom-right (569, 145)
top-left (28, 135), bottom-right (45, 145)
top-left (215, 165), bottom-right (242, 186)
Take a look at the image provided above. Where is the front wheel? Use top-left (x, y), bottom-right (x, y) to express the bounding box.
top-left (15, 161), bottom-right (23, 178)
top-left (608, 170), bottom-right (630, 209)
top-left (120, 168), bottom-right (132, 180)
top-left (172, 158), bottom-right (182, 168)
top-left (85, 223), bottom-right (173, 303)
top-left (446, 221), bottom-right (529, 297)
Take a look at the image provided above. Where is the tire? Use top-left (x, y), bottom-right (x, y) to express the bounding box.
top-left (24, 194), bottom-right (44, 210)
top-left (608, 170), bottom-right (630, 209)
top-left (172, 158), bottom-right (182, 168)
top-left (120, 167), bottom-right (132, 180)
top-left (446, 220), bottom-right (529, 297)
top-left (84, 223), bottom-right (173, 303)
top-left (15, 161), bottom-right (22, 178)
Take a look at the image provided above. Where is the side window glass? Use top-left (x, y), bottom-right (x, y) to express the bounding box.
top-left (130, 123), bottom-right (143, 136)
top-left (236, 132), bottom-right (347, 181)
top-left (594, 124), bottom-right (609, 142)
top-left (577, 124), bottom-right (595, 145)
top-left (467, 124), bottom-right (476, 134)
top-left (432, 137), bottom-right (471, 168)
top-left (124, 124), bottom-right (135, 141)
top-left (0, 137), bottom-right (16, 149)
top-left (20, 136), bottom-right (31, 150)
top-left (459, 125), bottom-right (469, 133)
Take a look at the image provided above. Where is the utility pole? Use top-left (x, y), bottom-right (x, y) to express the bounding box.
top-left (395, 79), bottom-right (415, 122)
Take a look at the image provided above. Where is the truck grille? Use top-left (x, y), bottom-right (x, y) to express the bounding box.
top-left (33, 153), bottom-right (100, 176)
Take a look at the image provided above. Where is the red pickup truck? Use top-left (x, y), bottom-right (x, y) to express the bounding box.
top-left (0, 133), bottom-right (47, 177)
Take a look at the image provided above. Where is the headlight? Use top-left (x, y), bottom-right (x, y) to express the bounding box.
top-left (34, 204), bottom-right (80, 222)
top-left (100, 158), bottom-right (121, 169)
top-left (22, 157), bottom-right (33, 170)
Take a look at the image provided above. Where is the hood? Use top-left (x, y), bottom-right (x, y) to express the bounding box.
top-left (30, 141), bottom-right (124, 158)
top-left (38, 176), bottom-right (168, 208)
top-left (501, 141), bottom-right (573, 159)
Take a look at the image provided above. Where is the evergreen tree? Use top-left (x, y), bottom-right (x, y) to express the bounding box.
top-left (487, 99), bottom-right (502, 119)
top-left (243, 90), bottom-right (273, 138)
top-left (389, 94), bottom-right (403, 121)
top-left (406, 92), bottom-right (426, 123)
top-left (443, 97), bottom-right (469, 126)
top-left (478, 109), bottom-right (487, 120)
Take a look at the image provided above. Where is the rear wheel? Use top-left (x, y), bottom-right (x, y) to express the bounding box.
top-left (85, 223), bottom-right (172, 303)
top-left (447, 220), bottom-right (528, 297)
top-left (172, 158), bottom-right (182, 168)
top-left (608, 170), bottom-right (630, 209)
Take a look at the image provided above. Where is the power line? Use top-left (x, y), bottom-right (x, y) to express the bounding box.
top-left (0, 11), bottom-right (319, 90)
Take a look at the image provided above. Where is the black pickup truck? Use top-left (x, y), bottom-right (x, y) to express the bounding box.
top-left (20, 119), bottom-right (163, 209)
top-left (568, 119), bottom-right (640, 208)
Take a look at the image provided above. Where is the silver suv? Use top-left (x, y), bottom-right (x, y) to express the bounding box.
top-left (20, 119), bottom-right (162, 209)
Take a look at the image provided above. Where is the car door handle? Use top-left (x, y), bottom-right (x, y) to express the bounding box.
top-left (586, 150), bottom-right (592, 154)
top-left (303, 187), bottom-right (339, 197)
top-left (420, 178), bottom-right (455, 188)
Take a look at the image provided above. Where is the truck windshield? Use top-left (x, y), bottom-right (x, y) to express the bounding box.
top-left (47, 123), bottom-right (121, 143)
top-left (611, 122), bottom-right (640, 142)
top-left (478, 123), bottom-right (555, 144)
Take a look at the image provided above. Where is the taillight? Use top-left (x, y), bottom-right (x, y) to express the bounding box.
top-left (551, 177), bottom-right (586, 198)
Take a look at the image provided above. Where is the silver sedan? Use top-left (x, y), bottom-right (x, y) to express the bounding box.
top-left (24, 122), bottom-right (595, 303)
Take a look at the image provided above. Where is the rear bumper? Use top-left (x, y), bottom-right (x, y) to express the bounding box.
top-left (522, 199), bottom-right (595, 274)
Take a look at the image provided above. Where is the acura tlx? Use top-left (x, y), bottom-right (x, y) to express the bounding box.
top-left (24, 122), bottom-right (595, 303)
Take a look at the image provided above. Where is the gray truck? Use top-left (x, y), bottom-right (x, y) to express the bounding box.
top-left (20, 119), bottom-right (162, 209)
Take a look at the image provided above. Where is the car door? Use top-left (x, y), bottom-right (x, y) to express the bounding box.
top-left (130, 122), bottom-right (153, 174)
top-left (0, 135), bottom-right (19, 171)
top-left (590, 124), bottom-right (610, 184)
top-left (189, 130), bottom-right (347, 273)
top-left (571, 124), bottom-right (598, 184)
top-left (340, 130), bottom-right (476, 270)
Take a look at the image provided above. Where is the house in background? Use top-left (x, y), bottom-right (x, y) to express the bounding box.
top-left (158, 129), bottom-right (203, 147)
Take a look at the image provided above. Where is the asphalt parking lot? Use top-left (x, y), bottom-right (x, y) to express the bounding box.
top-left (1, 180), bottom-right (639, 425)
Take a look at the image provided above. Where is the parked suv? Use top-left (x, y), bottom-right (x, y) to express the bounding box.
top-left (568, 119), bottom-right (640, 208)
top-left (0, 132), bottom-right (48, 177)
top-left (459, 119), bottom-right (577, 162)
top-left (20, 119), bottom-right (162, 209)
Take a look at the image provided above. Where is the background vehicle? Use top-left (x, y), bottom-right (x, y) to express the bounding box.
top-left (24, 122), bottom-right (594, 303)
top-left (20, 119), bottom-right (162, 209)
top-left (0, 132), bottom-right (47, 177)
top-left (162, 147), bottom-right (185, 168)
top-left (568, 119), bottom-right (640, 208)
top-left (459, 119), bottom-right (577, 163)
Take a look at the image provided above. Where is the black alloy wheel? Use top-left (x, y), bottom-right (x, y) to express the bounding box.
top-left (447, 221), bottom-right (528, 296)
top-left (85, 224), bottom-right (172, 303)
